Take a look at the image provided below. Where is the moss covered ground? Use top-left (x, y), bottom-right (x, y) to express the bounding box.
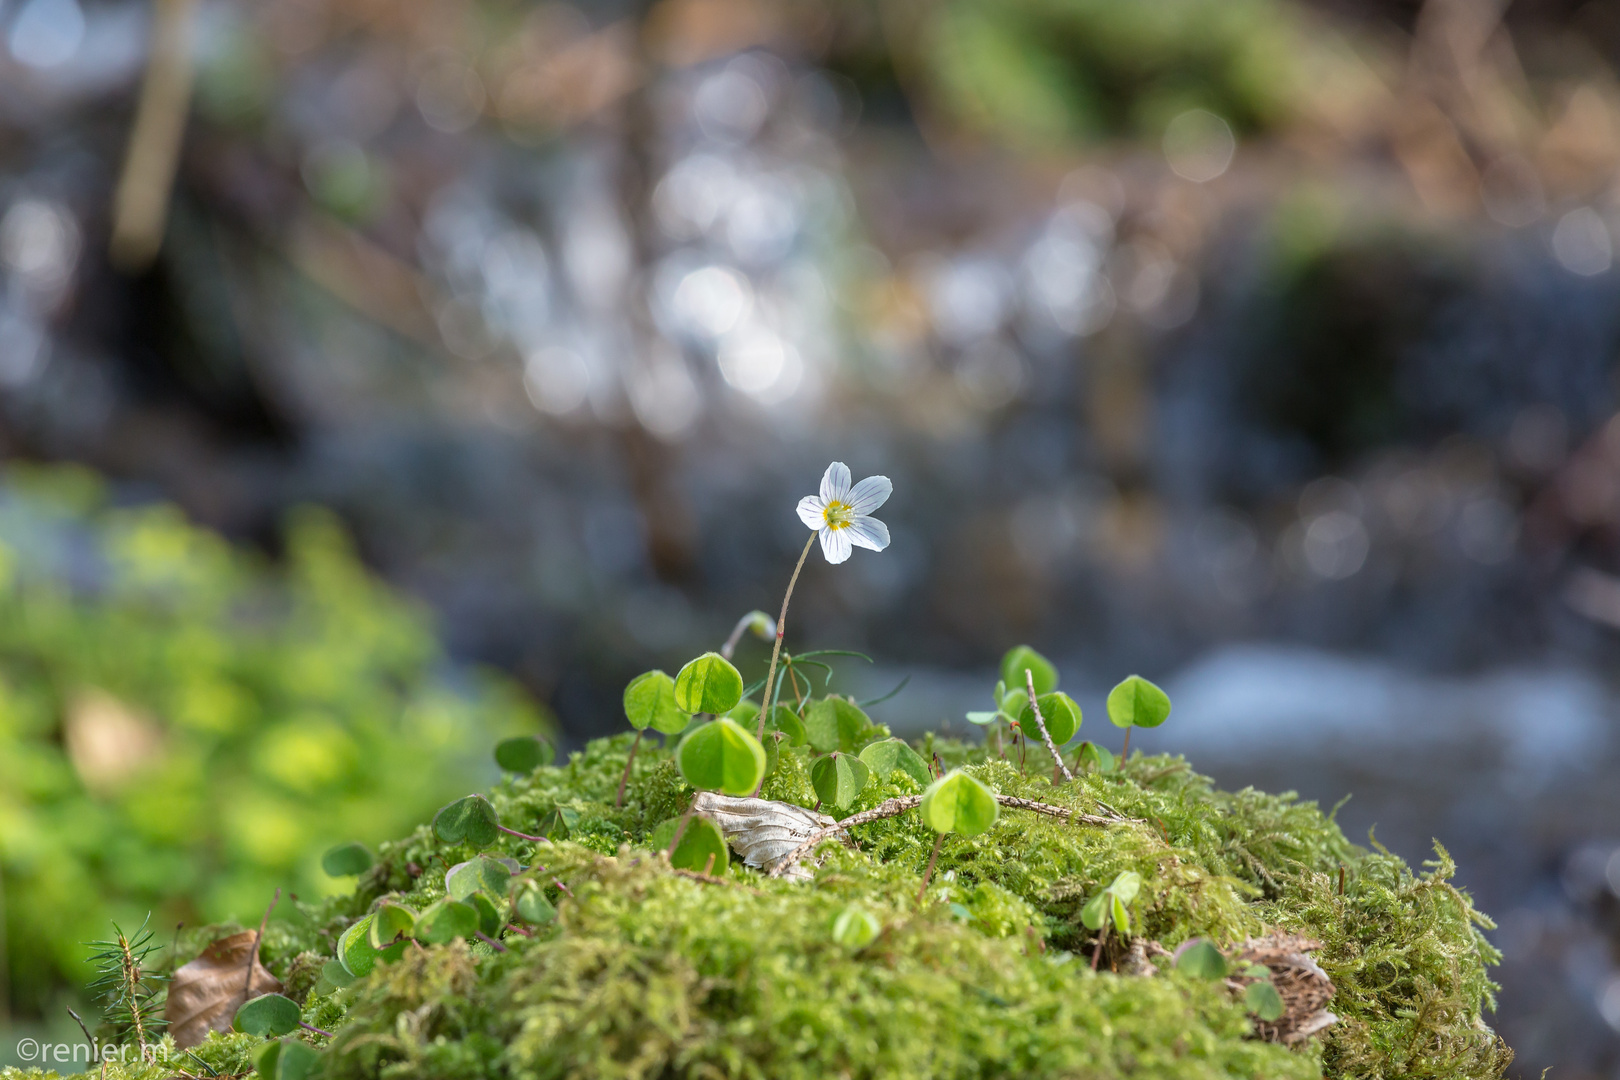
top-left (3, 731), bottom-right (1513, 1080)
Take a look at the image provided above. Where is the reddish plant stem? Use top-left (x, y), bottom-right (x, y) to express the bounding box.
top-left (498, 825), bottom-right (549, 843)
top-left (615, 729), bottom-right (644, 808)
top-left (474, 931), bottom-right (508, 953)
top-left (666, 798), bottom-right (697, 858)
top-left (916, 833), bottom-right (945, 906)
top-left (300, 1022), bottom-right (335, 1038)
top-left (1121, 728), bottom-right (1131, 762)
top-left (1092, 921), bottom-right (1109, 971)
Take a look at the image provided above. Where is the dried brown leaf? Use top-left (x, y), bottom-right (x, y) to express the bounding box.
top-left (163, 930), bottom-right (282, 1048)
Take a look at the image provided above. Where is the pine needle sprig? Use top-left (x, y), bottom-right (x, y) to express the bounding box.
top-left (86, 915), bottom-right (169, 1053)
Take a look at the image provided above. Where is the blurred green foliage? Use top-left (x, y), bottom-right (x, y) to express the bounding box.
top-left (0, 465), bottom-right (546, 1015)
top-left (924, 0), bottom-right (1308, 144)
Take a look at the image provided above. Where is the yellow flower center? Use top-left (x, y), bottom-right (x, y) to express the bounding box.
top-left (822, 500), bottom-right (854, 529)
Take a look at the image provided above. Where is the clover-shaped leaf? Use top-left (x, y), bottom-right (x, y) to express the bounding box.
top-left (831, 905), bottom-right (881, 949)
top-left (512, 881), bottom-right (557, 925)
top-left (320, 842), bottom-right (373, 878)
top-left (1000, 646), bottom-right (1058, 696)
top-left (233, 993), bottom-right (302, 1038)
top-left (1106, 675), bottom-right (1172, 730)
top-left (446, 856), bottom-right (513, 902)
top-left (674, 652), bottom-right (745, 714)
top-left (413, 898), bottom-right (481, 945)
top-left (1245, 978), bottom-right (1285, 1022)
top-left (1175, 939), bottom-right (1228, 979)
top-left (254, 1037), bottom-right (320, 1080)
top-left (367, 903), bottom-right (416, 950)
top-left (433, 794), bottom-right (501, 848)
top-left (651, 815), bottom-right (730, 875)
top-left (625, 670), bottom-right (692, 734)
top-left (857, 738), bottom-right (931, 787)
top-left (811, 752), bottom-right (870, 809)
top-left (768, 704), bottom-right (808, 746)
top-left (676, 716), bottom-right (767, 795)
top-left (805, 696), bottom-right (872, 753)
top-left (467, 892), bottom-right (503, 937)
top-left (337, 913), bottom-right (403, 977)
top-left (1020, 691), bottom-right (1081, 745)
top-left (918, 770), bottom-right (998, 837)
top-left (1077, 741), bottom-right (1116, 773)
top-left (494, 735), bottom-right (554, 773)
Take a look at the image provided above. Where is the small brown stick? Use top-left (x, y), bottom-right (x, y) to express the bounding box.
top-left (994, 796), bottom-right (1121, 826)
top-left (1025, 668), bottom-right (1074, 783)
top-left (1092, 921), bottom-right (1109, 971)
top-left (67, 1007), bottom-right (96, 1048)
top-left (615, 728), bottom-right (644, 808)
top-left (1338, 865), bottom-right (1346, 896)
top-left (245, 888), bottom-right (280, 997)
top-left (916, 833), bottom-right (945, 905)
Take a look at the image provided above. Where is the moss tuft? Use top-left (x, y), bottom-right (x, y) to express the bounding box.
top-left (5, 735), bottom-right (1511, 1080)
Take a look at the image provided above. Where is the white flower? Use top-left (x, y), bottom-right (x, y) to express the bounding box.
top-left (796, 462), bottom-right (892, 564)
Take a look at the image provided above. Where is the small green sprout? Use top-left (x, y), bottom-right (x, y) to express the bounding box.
top-left (674, 652), bottom-right (746, 714)
top-left (1076, 741), bottom-right (1116, 773)
top-left (233, 992), bottom-right (302, 1038)
top-left (1245, 975), bottom-right (1286, 1022)
top-left (1081, 870), bottom-right (1142, 970)
top-left (811, 751), bottom-right (870, 810)
top-left (1105, 674), bottom-right (1172, 762)
top-left (618, 669), bottom-right (694, 806)
top-left (1175, 939), bottom-right (1228, 979)
top-left (916, 770), bottom-right (999, 903)
top-left (432, 792), bottom-right (547, 848)
top-left (968, 645), bottom-right (1059, 759)
top-left (652, 815), bottom-right (731, 875)
top-left (857, 737), bottom-right (932, 787)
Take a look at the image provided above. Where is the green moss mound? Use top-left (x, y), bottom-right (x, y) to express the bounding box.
top-left (4, 734), bottom-right (1512, 1080)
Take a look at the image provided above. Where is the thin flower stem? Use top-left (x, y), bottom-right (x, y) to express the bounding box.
top-left (498, 825), bottom-right (550, 843)
top-left (917, 833), bottom-right (945, 906)
top-left (1121, 728), bottom-right (1131, 763)
top-left (757, 533), bottom-right (818, 743)
top-left (615, 729), bottom-right (644, 808)
top-left (299, 1022), bottom-right (336, 1038)
top-left (1025, 668), bottom-right (1074, 783)
top-left (1092, 920), bottom-right (1109, 971)
top-left (474, 931), bottom-right (508, 953)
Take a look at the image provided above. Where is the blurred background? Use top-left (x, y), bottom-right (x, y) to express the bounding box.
top-left (1, 0), bottom-right (1619, 1074)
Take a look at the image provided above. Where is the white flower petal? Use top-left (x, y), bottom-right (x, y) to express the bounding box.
top-left (846, 475), bottom-right (892, 516)
top-left (820, 462), bottom-right (851, 503)
top-left (845, 515), bottom-right (890, 552)
top-left (819, 526), bottom-right (852, 564)
top-left (796, 495), bottom-right (827, 530)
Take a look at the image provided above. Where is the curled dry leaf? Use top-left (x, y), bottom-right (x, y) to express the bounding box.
top-left (1231, 934), bottom-right (1337, 1045)
top-left (163, 930), bottom-right (283, 1048)
top-left (691, 793), bottom-right (849, 881)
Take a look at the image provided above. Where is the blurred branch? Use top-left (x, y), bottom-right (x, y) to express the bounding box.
top-left (111, 0), bottom-right (199, 271)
